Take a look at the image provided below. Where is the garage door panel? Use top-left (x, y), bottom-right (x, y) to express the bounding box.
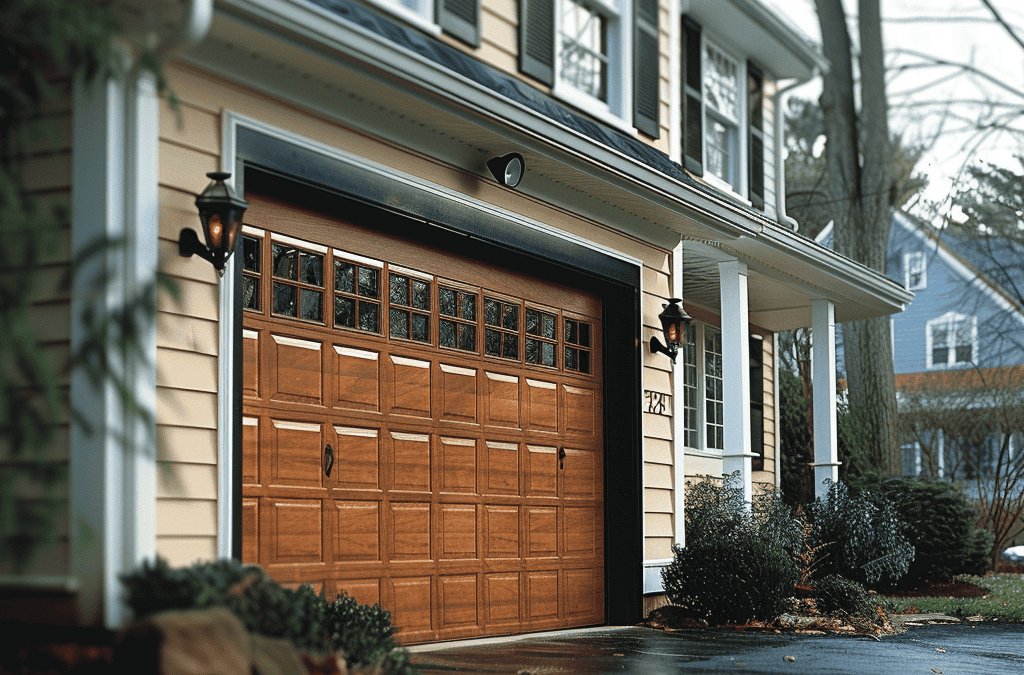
top-left (563, 447), bottom-right (598, 499)
top-left (565, 568), bottom-right (602, 620)
top-left (390, 432), bottom-right (430, 492)
top-left (242, 417), bottom-right (260, 486)
top-left (264, 498), bottom-right (323, 564)
top-left (525, 379), bottom-right (558, 433)
top-left (440, 504), bottom-right (477, 559)
top-left (526, 571), bottom-right (559, 622)
top-left (439, 436), bottom-right (476, 493)
top-left (269, 420), bottom-right (323, 488)
top-left (483, 441), bottom-right (519, 495)
top-left (334, 501), bottom-right (380, 562)
top-left (438, 574), bottom-right (479, 631)
top-left (525, 507), bottom-right (557, 558)
top-left (439, 364), bottom-right (478, 424)
top-left (525, 445), bottom-right (558, 497)
top-left (336, 578), bottom-right (381, 607)
top-left (334, 345), bottom-right (380, 413)
top-left (564, 507), bottom-right (596, 558)
top-left (564, 384), bottom-right (598, 437)
top-left (389, 576), bottom-right (433, 636)
top-left (484, 372), bottom-right (520, 429)
top-left (270, 334), bottom-right (323, 405)
top-left (333, 426), bottom-right (380, 490)
top-left (390, 502), bottom-right (431, 561)
top-left (389, 355), bottom-right (431, 418)
top-left (483, 506), bottom-right (520, 559)
top-left (242, 498), bottom-right (259, 564)
top-left (243, 329), bottom-right (260, 399)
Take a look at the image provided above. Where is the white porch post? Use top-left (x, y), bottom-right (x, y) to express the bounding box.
top-left (811, 299), bottom-right (839, 498)
top-left (719, 260), bottom-right (754, 504)
top-left (70, 64), bottom-right (159, 629)
top-left (671, 242), bottom-right (686, 547)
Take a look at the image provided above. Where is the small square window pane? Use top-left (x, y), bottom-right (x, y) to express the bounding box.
top-left (440, 288), bottom-right (457, 317)
top-left (565, 320), bottom-right (578, 344)
top-left (503, 333), bottom-right (518, 359)
top-left (485, 299), bottom-right (500, 326)
top-left (272, 244), bottom-right (298, 280)
top-left (502, 304), bottom-right (518, 331)
top-left (542, 314), bottom-right (556, 340)
top-left (578, 323), bottom-right (590, 347)
top-left (390, 308), bottom-right (409, 339)
top-left (335, 296), bottom-right (355, 328)
top-left (412, 280), bottom-right (430, 310)
top-left (440, 319), bottom-right (456, 347)
top-left (273, 282), bottom-right (297, 316)
top-left (358, 302), bottom-right (379, 333)
top-left (390, 274), bottom-right (409, 306)
top-left (526, 309), bottom-right (540, 336)
top-left (458, 324), bottom-right (475, 351)
top-left (242, 275), bottom-right (259, 310)
top-left (541, 342), bottom-right (555, 367)
top-left (243, 236), bottom-right (261, 272)
top-left (300, 252), bottom-right (323, 286)
top-left (485, 328), bottom-right (500, 356)
top-left (335, 262), bottom-right (355, 293)
top-left (564, 346), bottom-right (577, 371)
top-left (462, 294), bottom-right (476, 320)
top-left (412, 313), bottom-right (429, 342)
top-left (300, 289), bottom-right (323, 322)
top-left (526, 337), bottom-right (539, 364)
top-left (358, 268), bottom-right (379, 298)
top-left (955, 345), bottom-right (972, 363)
top-left (577, 350), bottom-right (590, 373)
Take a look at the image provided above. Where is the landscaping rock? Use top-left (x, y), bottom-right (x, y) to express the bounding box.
top-left (114, 607), bottom-right (252, 675)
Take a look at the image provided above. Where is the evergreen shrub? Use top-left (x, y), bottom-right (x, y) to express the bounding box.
top-left (806, 480), bottom-right (915, 586)
top-left (812, 574), bottom-right (873, 616)
top-left (661, 474), bottom-right (799, 624)
top-left (121, 558), bottom-right (414, 674)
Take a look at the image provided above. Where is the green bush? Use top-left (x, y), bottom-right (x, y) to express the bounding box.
top-left (812, 574), bottom-right (874, 617)
top-left (806, 480), bottom-right (915, 587)
top-left (661, 474), bottom-right (799, 624)
top-left (121, 558), bottom-right (415, 674)
top-left (851, 477), bottom-right (994, 584)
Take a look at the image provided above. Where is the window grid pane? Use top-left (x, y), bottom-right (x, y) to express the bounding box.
top-left (526, 308), bottom-right (558, 367)
top-left (389, 272), bottom-right (432, 344)
top-left (334, 258), bottom-right (381, 334)
top-left (242, 235), bottom-right (262, 312)
top-left (705, 329), bottom-right (724, 450)
top-left (439, 287), bottom-right (478, 353)
top-left (270, 242), bottom-right (323, 323)
top-left (558, 0), bottom-right (609, 101)
top-left (485, 297), bottom-right (520, 361)
top-left (682, 323), bottom-right (698, 448)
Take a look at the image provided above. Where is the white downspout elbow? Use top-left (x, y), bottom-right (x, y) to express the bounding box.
top-left (773, 71), bottom-right (819, 232)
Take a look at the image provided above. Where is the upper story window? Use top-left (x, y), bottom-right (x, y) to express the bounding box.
top-left (681, 16), bottom-right (766, 209)
top-left (927, 312), bottom-right (976, 369)
top-left (904, 251), bottom-right (927, 290)
top-left (558, 0), bottom-right (609, 102)
top-left (368, 0), bottom-right (482, 46)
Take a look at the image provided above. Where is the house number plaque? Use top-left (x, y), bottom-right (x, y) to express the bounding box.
top-left (644, 390), bottom-right (671, 416)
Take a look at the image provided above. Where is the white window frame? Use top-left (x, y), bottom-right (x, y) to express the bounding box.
top-left (366, 0), bottom-right (442, 36)
top-left (552, 0), bottom-right (633, 131)
top-left (681, 321), bottom-right (724, 455)
top-left (904, 251), bottom-right (927, 290)
top-left (701, 37), bottom-right (744, 193)
top-left (926, 312), bottom-right (977, 369)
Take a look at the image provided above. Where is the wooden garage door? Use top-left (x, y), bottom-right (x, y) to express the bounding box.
top-left (240, 196), bottom-right (604, 643)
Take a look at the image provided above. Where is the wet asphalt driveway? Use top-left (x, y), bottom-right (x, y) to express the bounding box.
top-left (408, 624), bottom-right (1024, 674)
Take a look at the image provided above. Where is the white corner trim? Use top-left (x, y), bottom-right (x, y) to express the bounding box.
top-left (671, 242), bottom-right (686, 548)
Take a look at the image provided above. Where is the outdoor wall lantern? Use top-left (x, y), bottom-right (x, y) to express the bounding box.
top-left (179, 171), bottom-right (249, 276)
top-left (650, 298), bottom-right (692, 363)
top-left (487, 152), bottom-right (526, 189)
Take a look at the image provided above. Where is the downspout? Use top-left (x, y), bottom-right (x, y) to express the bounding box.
top-left (772, 71), bottom-right (819, 231)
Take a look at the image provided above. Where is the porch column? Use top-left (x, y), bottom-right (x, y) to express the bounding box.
top-left (811, 299), bottom-right (839, 498)
top-left (719, 260), bottom-right (754, 504)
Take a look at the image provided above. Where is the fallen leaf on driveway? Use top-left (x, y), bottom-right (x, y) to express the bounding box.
top-left (785, 656), bottom-right (796, 662)
top-left (931, 669), bottom-right (943, 674)
top-left (936, 648), bottom-right (947, 653)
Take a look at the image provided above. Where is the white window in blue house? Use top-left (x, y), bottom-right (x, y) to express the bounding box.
top-left (904, 251), bottom-right (927, 290)
top-left (927, 312), bottom-right (976, 368)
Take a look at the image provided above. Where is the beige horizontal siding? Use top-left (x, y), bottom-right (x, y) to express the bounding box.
top-left (158, 463), bottom-right (218, 499)
top-left (684, 453), bottom-right (722, 479)
top-left (159, 102), bottom-right (221, 156)
top-left (157, 536), bottom-right (218, 567)
top-left (645, 537), bottom-right (673, 560)
top-left (644, 462), bottom-right (673, 490)
top-left (156, 388), bottom-right (218, 429)
top-left (157, 426), bottom-right (218, 465)
top-left (157, 499), bottom-right (218, 536)
top-left (156, 347), bottom-right (219, 393)
top-left (644, 437), bottom-right (672, 465)
top-left (157, 312), bottom-right (219, 357)
top-left (645, 487), bottom-right (673, 512)
top-left (645, 512), bottom-right (673, 537)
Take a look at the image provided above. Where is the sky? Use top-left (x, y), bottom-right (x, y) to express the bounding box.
top-left (762, 0), bottom-right (1024, 220)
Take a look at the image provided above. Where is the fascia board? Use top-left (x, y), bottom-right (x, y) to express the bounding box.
top-left (214, 0), bottom-right (761, 241)
top-left (897, 212), bottom-right (1024, 329)
top-left (730, 0), bottom-right (830, 76)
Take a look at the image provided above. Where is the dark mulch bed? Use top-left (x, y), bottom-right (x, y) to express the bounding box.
top-left (883, 579), bottom-right (991, 598)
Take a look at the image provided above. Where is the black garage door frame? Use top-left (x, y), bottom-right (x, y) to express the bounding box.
top-left (228, 127), bottom-right (644, 627)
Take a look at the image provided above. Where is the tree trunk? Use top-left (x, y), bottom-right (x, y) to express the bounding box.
top-left (814, 0), bottom-right (900, 474)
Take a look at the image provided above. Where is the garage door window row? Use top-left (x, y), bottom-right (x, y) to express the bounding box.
top-left (242, 229), bottom-right (592, 375)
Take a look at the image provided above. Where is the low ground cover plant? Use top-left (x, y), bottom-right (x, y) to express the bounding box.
top-left (882, 573), bottom-right (1024, 621)
top-left (121, 558), bottom-right (415, 674)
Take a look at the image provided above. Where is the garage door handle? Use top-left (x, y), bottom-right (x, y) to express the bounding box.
top-left (559, 448), bottom-right (566, 470)
top-left (324, 443), bottom-right (334, 478)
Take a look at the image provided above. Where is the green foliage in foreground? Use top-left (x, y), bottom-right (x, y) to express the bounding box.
top-left (122, 558), bottom-right (417, 674)
top-left (883, 574), bottom-right (1024, 622)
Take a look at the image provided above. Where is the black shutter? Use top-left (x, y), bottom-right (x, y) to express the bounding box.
top-left (519, 0), bottom-right (555, 86)
top-left (633, 0), bottom-right (660, 138)
top-left (681, 16), bottom-right (703, 176)
top-left (747, 61), bottom-right (765, 210)
top-left (749, 335), bottom-right (764, 472)
top-left (438, 0), bottom-right (481, 47)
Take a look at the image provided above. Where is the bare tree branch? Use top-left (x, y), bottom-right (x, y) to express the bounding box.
top-left (979, 0), bottom-right (1024, 54)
